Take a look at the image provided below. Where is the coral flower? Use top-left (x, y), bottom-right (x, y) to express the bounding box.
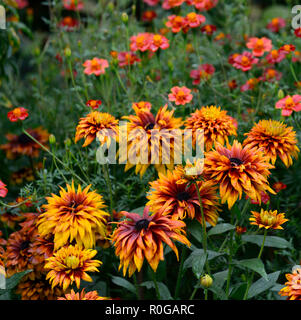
top-left (267, 17), bottom-right (286, 33)
top-left (58, 16), bottom-right (79, 31)
top-left (235, 226), bottom-right (247, 235)
top-left (83, 58), bottom-right (109, 76)
top-left (132, 101), bottom-right (152, 111)
top-left (266, 49), bottom-right (286, 64)
top-left (86, 99), bottom-right (102, 110)
top-left (275, 95), bottom-right (301, 116)
top-left (149, 34), bottom-right (170, 52)
top-left (232, 51), bottom-right (259, 71)
top-left (63, 0), bottom-right (84, 11)
top-left (165, 15), bottom-right (186, 33)
top-left (279, 44), bottom-right (295, 54)
top-left (295, 28), bottom-right (301, 38)
top-left (58, 289), bottom-right (110, 300)
top-left (201, 24), bottom-right (217, 35)
top-left (45, 245), bottom-right (102, 291)
top-left (185, 105), bottom-right (237, 151)
top-left (75, 111), bottom-right (119, 147)
top-left (121, 105), bottom-right (182, 177)
top-left (240, 78), bottom-right (260, 92)
top-left (130, 33), bottom-right (152, 52)
top-left (117, 51), bottom-right (141, 67)
top-left (111, 206), bottom-right (191, 277)
top-left (250, 209), bottom-right (288, 230)
top-left (0, 181), bottom-right (8, 198)
top-left (37, 182), bottom-right (108, 250)
top-left (273, 181), bottom-right (287, 193)
top-left (259, 68), bottom-right (282, 82)
top-left (246, 37), bottom-right (272, 57)
top-left (147, 170), bottom-right (220, 226)
top-left (204, 140), bottom-right (275, 209)
top-left (191, 0), bottom-right (218, 11)
top-left (168, 86), bottom-right (193, 105)
top-left (243, 120), bottom-right (299, 167)
top-left (279, 267), bottom-right (301, 300)
top-left (190, 64), bottom-right (215, 84)
top-left (185, 12), bottom-right (206, 28)
top-left (162, 0), bottom-right (185, 9)
top-left (7, 107), bottom-right (28, 122)
top-left (0, 127), bottom-right (49, 159)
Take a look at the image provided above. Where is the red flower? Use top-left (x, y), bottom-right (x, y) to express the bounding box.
top-left (63, 0), bottom-right (83, 11)
top-left (279, 44), bottom-right (295, 54)
top-left (168, 86), bottom-right (193, 105)
top-left (86, 100), bottom-right (102, 110)
top-left (275, 95), bottom-right (301, 116)
top-left (295, 28), bottom-right (301, 38)
top-left (266, 49), bottom-right (286, 64)
top-left (117, 52), bottom-right (141, 67)
top-left (142, 10), bottom-right (157, 22)
top-left (58, 16), bottom-right (79, 31)
top-left (7, 107), bottom-right (28, 122)
top-left (190, 64), bottom-right (215, 84)
top-left (273, 182), bottom-right (287, 193)
top-left (162, 0), bottom-right (185, 10)
top-left (259, 68), bottom-right (282, 82)
top-left (184, 12), bottom-right (206, 28)
top-left (83, 58), bottom-right (109, 76)
top-left (130, 33), bottom-right (152, 52)
top-left (191, 0), bottom-right (218, 11)
top-left (165, 15), bottom-right (186, 33)
top-left (228, 79), bottom-right (237, 90)
top-left (246, 37), bottom-right (272, 57)
top-left (232, 51), bottom-right (259, 71)
top-left (0, 181), bottom-right (8, 198)
top-left (201, 24), bottom-right (217, 35)
top-left (267, 18), bottom-right (286, 33)
top-left (15, 0), bottom-right (28, 9)
top-left (143, 0), bottom-right (160, 5)
top-left (240, 78), bottom-right (260, 92)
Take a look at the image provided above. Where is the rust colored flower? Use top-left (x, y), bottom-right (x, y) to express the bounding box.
top-left (0, 205), bottom-right (24, 229)
top-left (83, 58), bottom-right (109, 76)
top-left (275, 95), bottom-right (301, 116)
top-left (7, 107), bottom-right (28, 122)
top-left (37, 182), bottom-right (108, 250)
top-left (58, 16), bottom-right (79, 31)
top-left (190, 64), bottom-right (215, 84)
top-left (45, 245), bottom-right (102, 291)
top-left (142, 10), bottom-right (157, 22)
top-left (58, 289), bottom-right (110, 300)
top-left (204, 140), bottom-right (275, 209)
top-left (267, 17), bottom-right (286, 33)
top-left (0, 180), bottom-right (8, 198)
top-left (279, 44), bottom-right (295, 54)
top-left (117, 51), bottom-right (141, 67)
top-left (86, 99), bottom-right (102, 110)
top-left (246, 191), bottom-right (270, 205)
top-left (74, 111), bottom-right (119, 147)
top-left (240, 78), bottom-right (260, 92)
top-left (63, 0), bottom-right (83, 11)
top-left (191, 0), bottom-right (218, 11)
top-left (185, 105), bottom-right (237, 151)
top-left (11, 167), bottom-right (35, 185)
top-left (0, 127), bottom-right (49, 159)
top-left (273, 181), bottom-right (287, 193)
top-left (173, 158), bottom-right (204, 184)
top-left (243, 120), bottom-right (299, 167)
top-left (279, 267), bottom-right (301, 300)
top-left (259, 68), bottom-right (282, 82)
top-left (185, 12), bottom-right (206, 28)
top-left (168, 86), bottom-right (193, 105)
top-left (246, 37), bottom-right (272, 57)
top-left (201, 24), bottom-right (217, 35)
top-left (29, 234), bottom-right (54, 266)
top-left (295, 28), bottom-right (301, 38)
top-left (111, 206), bottom-right (191, 277)
top-left (235, 226), bottom-right (247, 235)
top-left (232, 51), bottom-right (259, 71)
top-left (132, 101), bottom-right (152, 111)
top-left (250, 209), bottom-right (288, 230)
top-left (147, 170), bottom-right (220, 226)
top-left (122, 104), bottom-right (182, 177)
top-left (228, 79), bottom-right (237, 90)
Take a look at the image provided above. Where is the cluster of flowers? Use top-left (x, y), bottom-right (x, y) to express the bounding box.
top-left (144, 0), bottom-right (218, 11)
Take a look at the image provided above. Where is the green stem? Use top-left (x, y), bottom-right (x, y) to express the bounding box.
top-left (189, 284), bottom-right (200, 300)
top-left (174, 245), bottom-right (187, 299)
top-left (152, 271), bottom-right (161, 300)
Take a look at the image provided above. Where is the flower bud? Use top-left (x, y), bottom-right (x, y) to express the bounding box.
top-left (49, 134), bottom-right (56, 145)
top-left (121, 12), bottom-right (128, 24)
top-left (107, 2), bottom-right (114, 13)
top-left (200, 274), bottom-right (213, 288)
top-left (64, 138), bottom-right (72, 147)
top-left (64, 47), bottom-right (71, 58)
top-left (278, 89), bottom-right (284, 99)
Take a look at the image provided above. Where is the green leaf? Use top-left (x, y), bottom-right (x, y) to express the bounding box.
top-left (234, 258), bottom-right (268, 280)
top-left (208, 283), bottom-right (227, 300)
top-left (247, 271), bottom-right (280, 299)
top-left (213, 270), bottom-right (229, 288)
top-left (208, 223), bottom-right (235, 236)
top-left (184, 249), bottom-right (223, 270)
top-left (242, 235), bottom-right (292, 249)
top-left (131, 206), bottom-right (145, 216)
top-left (192, 253), bottom-right (207, 279)
top-left (140, 281), bottom-right (172, 300)
top-left (5, 270), bottom-right (32, 290)
top-left (186, 220), bottom-right (203, 243)
top-left (111, 276), bottom-right (136, 294)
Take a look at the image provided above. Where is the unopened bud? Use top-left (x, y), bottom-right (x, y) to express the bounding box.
top-left (278, 89), bottom-right (284, 99)
top-left (200, 274), bottom-right (213, 288)
top-left (121, 12), bottom-right (128, 24)
top-left (64, 47), bottom-right (71, 57)
top-left (49, 134), bottom-right (56, 145)
top-left (64, 138), bottom-right (72, 147)
top-left (34, 47), bottom-right (40, 56)
top-left (107, 2), bottom-right (114, 13)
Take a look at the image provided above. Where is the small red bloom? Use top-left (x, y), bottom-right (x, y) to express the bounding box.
top-left (240, 78), bottom-right (260, 92)
top-left (86, 100), bottom-right (102, 110)
top-left (15, 0), bottom-right (28, 9)
top-left (142, 10), bottom-right (157, 22)
top-left (191, 0), bottom-right (218, 11)
top-left (162, 0), bottom-right (185, 10)
top-left (190, 64), bottom-right (215, 84)
top-left (7, 107), bottom-right (28, 122)
top-left (279, 44), bottom-right (295, 54)
top-left (184, 12), bottom-right (206, 28)
top-left (266, 49), bottom-right (286, 64)
top-left (235, 226), bottom-right (247, 235)
top-left (83, 58), bottom-right (109, 76)
top-left (273, 182), bottom-right (287, 193)
top-left (0, 181), bottom-right (8, 198)
top-left (201, 24), bottom-right (217, 35)
top-left (117, 52), bottom-right (141, 67)
top-left (130, 33), bottom-right (152, 52)
top-left (276, 95), bottom-right (301, 116)
top-left (232, 51), bottom-right (259, 71)
top-left (228, 79), bottom-right (237, 90)
top-left (166, 15), bottom-right (186, 33)
top-left (63, 0), bottom-right (84, 11)
top-left (246, 191), bottom-right (270, 205)
top-left (143, 0), bottom-right (160, 5)
top-left (58, 16), bottom-right (79, 31)
top-left (168, 86), bottom-right (193, 105)
top-left (267, 17), bottom-right (286, 33)
top-left (246, 37), bottom-right (272, 57)
top-left (259, 68), bottom-right (282, 82)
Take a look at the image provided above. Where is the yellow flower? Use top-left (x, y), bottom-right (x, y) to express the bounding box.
top-left (249, 209), bottom-right (288, 230)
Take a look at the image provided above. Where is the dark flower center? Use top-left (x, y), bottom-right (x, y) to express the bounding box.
top-left (70, 199), bottom-right (80, 210)
top-left (145, 123), bottom-right (155, 131)
top-left (135, 219), bottom-right (150, 231)
top-left (176, 191), bottom-right (191, 201)
top-left (229, 157), bottom-right (243, 166)
top-left (20, 240), bottom-right (30, 251)
top-left (17, 133), bottom-right (33, 145)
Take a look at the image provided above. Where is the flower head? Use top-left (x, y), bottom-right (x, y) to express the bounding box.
top-left (0, 181), bottom-right (8, 198)
top-left (191, 0), bottom-right (218, 11)
top-left (165, 15), bottom-right (186, 33)
top-left (58, 289), bottom-right (110, 300)
top-left (246, 37), bottom-right (272, 57)
top-left (250, 209), bottom-right (288, 230)
top-left (243, 120), bottom-right (299, 167)
top-left (185, 12), bottom-right (206, 28)
top-left (168, 86), bottom-right (193, 105)
top-left (279, 267), bottom-right (301, 300)
top-left (111, 206), bottom-right (190, 277)
top-left (240, 78), bottom-right (260, 92)
top-left (86, 100), bottom-right (102, 110)
top-left (45, 245), bottom-right (102, 291)
top-left (162, 0), bottom-right (185, 9)
top-left (37, 182), bottom-right (108, 250)
top-left (117, 51), bottom-right (141, 67)
top-left (190, 64), bottom-right (215, 84)
top-left (142, 10), bottom-right (157, 22)
top-left (273, 181), bottom-right (287, 193)
top-left (58, 16), bottom-right (79, 31)
top-left (267, 17), bottom-right (286, 33)
top-left (83, 58), bottom-right (109, 76)
top-left (266, 49), bottom-right (286, 64)
top-left (201, 24), bottom-right (217, 35)
top-left (7, 107), bottom-right (28, 122)
top-left (231, 51), bottom-right (259, 71)
top-left (130, 33), bottom-right (152, 52)
top-left (204, 140), bottom-right (275, 209)
top-left (275, 95), bottom-right (301, 116)
top-left (63, 0), bottom-right (84, 11)
top-left (149, 34), bottom-right (170, 52)
top-left (295, 28), bottom-right (301, 38)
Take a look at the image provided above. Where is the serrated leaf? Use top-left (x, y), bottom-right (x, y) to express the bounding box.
top-left (208, 223), bottom-right (235, 236)
top-left (242, 235), bottom-right (292, 249)
top-left (111, 276), bottom-right (136, 294)
top-left (235, 258), bottom-right (268, 280)
top-left (247, 271), bottom-right (280, 299)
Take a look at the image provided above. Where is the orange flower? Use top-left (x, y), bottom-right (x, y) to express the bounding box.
top-left (204, 140), bottom-right (275, 209)
top-left (58, 289), bottom-right (110, 300)
top-left (267, 17), bottom-right (286, 33)
top-left (235, 226), bottom-right (246, 235)
top-left (83, 58), bottom-right (109, 76)
top-left (45, 245), bottom-right (102, 291)
top-left (111, 206), bottom-right (190, 277)
top-left (201, 24), bottom-right (217, 35)
top-left (63, 0), bottom-right (84, 11)
top-left (75, 111), bottom-right (119, 147)
top-left (273, 181), bottom-right (287, 193)
top-left (168, 86), bottom-right (193, 105)
top-left (250, 209), bottom-right (288, 230)
top-left (279, 267), bottom-right (301, 300)
top-left (147, 169), bottom-right (220, 226)
top-left (86, 99), bottom-right (102, 110)
top-left (243, 120), bottom-right (299, 167)
top-left (7, 107), bottom-right (28, 122)
top-left (192, 0), bottom-right (218, 11)
top-left (185, 105), bottom-right (237, 151)
top-left (162, 0), bottom-right (185, 9)
top-left (132, 101), bottom-right (152, 111)
top-left (246, 37), bottom-right (272, 57)
top-left (165, 15), bottom-right (186, 33)
top-left (0, 127), bottom-right (49, 159)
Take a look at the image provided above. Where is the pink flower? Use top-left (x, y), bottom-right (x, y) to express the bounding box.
top-left (266, 49), bottom-right (286, 64)
top-left (184, 12), bottom-right (206, 28)
top-left (130, 33), bottom-right (152, 52)
top-left (83, 58), bottom-right (109, 76)
top-left (266, 18), bottom-right (286, 33)
top-left (63, 0), bottom-right (84, 11)
top-left (149, 34), bottom-right (170, 52)
top-left (191, 0), bottom-right (218, 11)
top-left (143, 0), bottom-right (160, 5)
top-left (15, 0), bottom-right (28, 9)
top-left (275, 95), bottom-right (301, 116)
top-left (201, 24), bottom-right (217, 35)
top-left (165, 15), bottom-right (186, 33)
top-left (240, 78), bottom-right (260, 92)
top-left (117, 52), bottom-right (141, 67)
top-left (7, 107), bottom-right (28, 122)
top-left (190, 64), bottom-right (215, 84)
top-left (168, 86), bottom-right (193, 105)
top-left (0, 181), bottom-right (8, 198)
top-left (232, 51), bottom-right (259, 71)
top-left (246, 37), bottom-right (272, 57)
top-left (259, 68), bottom-right (282, 82)
top-left (162, 0), bottom-right (185, 10)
